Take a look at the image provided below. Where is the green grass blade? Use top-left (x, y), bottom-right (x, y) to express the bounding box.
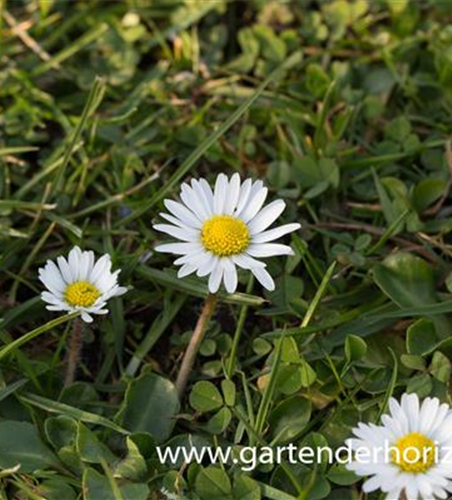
top-left (376, 347), bottom-right (398, 420)
top-left (118, 50), bottom-right (302, 225)
top-left (300, 261), bottom-right (336, 328)
top-left (0, 312), bottom-right (78, 361)
top-left (52, 76), bottom-right (106, 194)
top-left (20, 392), bottom-right (129, 435)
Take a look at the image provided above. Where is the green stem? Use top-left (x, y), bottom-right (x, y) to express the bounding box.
top-left (226, 275), bottom-right (254, 379)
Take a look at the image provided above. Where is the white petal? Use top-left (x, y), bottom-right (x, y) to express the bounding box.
top-left (252, 223), bottom-right (301, 243)
top-left (159, 212), bottom-right (189, 229)
top-left (248, 200), bottom-right (286, 234)
top-left (223, 173), bottom-right (241, 215)
top-left (239, 186), bottom-right (268, 223)
top-left (174, 251), bottom-right (204, 266)
top-left (419, 398), bottom-right (439, 435)
top-left (39, 261), bottom-right (66, 296)
top-left (81, 312), bottom-right (94, 323)
top-left (208, 262), bottom-right (223, 293)
top-left (429, 404), bottom-right (450, 438)
top-left (46, 304), bottom-right (70, 312)
top-left (155, 242), bottom-right (202, 255)
top-left (79, 250), bottom-right (95, 281)
top-left (94, 271), bottom-right (117, 293)
top-left (180, 183), bottom-right (209, 221)
top-left (213, 173), bottom-right (228, 214)
top-left (164, 199), bottom-right (202, 228)
top-left (101, 284), bottom-right (127, 300)
top-left (191, 179), bottom-right (213, 217)
top-left (251, 266), bottom-right (275, 291)
top-left (401, 393), bottom-right (420, 432)
top-left (112, 286), bottom-right (128, 297)
top-left (222, 259), bottom-right (238, 294)
top-left (247, 243), bottom-right (294, 258)
top-left (198, 178), bottom-right (215, 212)
top-left (386, 488), bottom-right (402, 500)
top-left (153, 224), bottom-right (199, 242)
top-left (388, 398), bottom-right (409, 436)
top-left (41, 291), bottom-right (64, 306)
top-left (197, 254), bottom-right (218, 277)
top-left (90, 254), bottom-right (111, 284)
top-left (234, 178), bottom-right (253, 216)
top-left (95, 308), bottom-right (109, 315)
top-left (362, 476), bottom-right (384, 493)
top-left (57, 256), bottom-right (73, 283)
top-left (232, 254), bottom-right (266, 270)
top-left (405, 481), bottom-right (419, 500)
top-left (178, 264), bottom-right (197, 278)
top-left (417, 476), bottom-right (433, 499)
top-left (68, 246), bottom-right (82, 280)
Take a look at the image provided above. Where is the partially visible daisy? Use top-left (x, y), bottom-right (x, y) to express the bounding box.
top-left (153, 173), bottom-right (301, 293)
top-left (39, 246), bottom-right (127, 323)
top-left (347, 393), bottom-right (452, 500)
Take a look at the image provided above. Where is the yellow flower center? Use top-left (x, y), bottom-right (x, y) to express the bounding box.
top-left (65, 281), bottom-right (100, 308)
top-left (201, 215), bottom-right (250, 257)
top-left (391, 432), bottom-right (436, 473)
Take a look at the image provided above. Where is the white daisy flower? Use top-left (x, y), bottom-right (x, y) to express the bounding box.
top-left (347, 393), bottom-right (452, 500)
top-left (39, 246), bottom-right (127, 323)
top-left (153, 173), bottom-right (301, 294)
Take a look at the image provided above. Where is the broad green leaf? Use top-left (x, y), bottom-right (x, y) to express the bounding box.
top-left (233, 476), bottom-right (261, 500)
top-left (269, 397), bottom-right (311, 443)
top-left (45, 415), bottom-right (78, 450)
top-left (190, 381), bottom-right (223, 413)
top-left (83, 468), bottom-right (149, 500)
top-left (45, 416), bottom-right (82, 472)
top-left (114, 436), bottom-right (148, 482)
top-left (406, 319), bottom-right (439, 356)
top-left (430, 351), bottom-right (452, 382)
top-left (300, 360), bottom-right (317, 387)
top-left (327, 464), bottom-right (359, 486)
top-left (345, 335), bottom-right (367, 362)
top-left (39, 478), bottom-right (77, 500)
top-left (277, 363), bottom-right (303, 395)
top-left (412, 179), bottom-right (446, 212)
top-left (221, 379), bottom-right (236, 407)
top-left (0, 421), bottom-right (59, 472)
top-left (373, 252), bottom-right (452, 336)
top-left (195, 466), bottom-right (232, 500)
top-left (407, 374), bottom-right (433, 398)
top-left (206, 407), bottom-right (232, 435)
top-left (119, 373), bottom-right (179, 443)
top-left (76, 423), bottom-right (116, 464)
top-left (373, 252), bottom-right (436, 308)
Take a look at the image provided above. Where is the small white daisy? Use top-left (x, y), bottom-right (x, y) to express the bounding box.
top-left (153, 173), bottom-right (301, 293)
top-left (39, 246), bottom-right (127, 323)
top-left (347, 393), bottom-right (452, 500)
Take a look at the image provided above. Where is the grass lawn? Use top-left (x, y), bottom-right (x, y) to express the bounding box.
top-left (2, 1), bottom-right (452, 499)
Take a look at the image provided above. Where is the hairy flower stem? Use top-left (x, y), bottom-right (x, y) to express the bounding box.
top-left (64, 317), bottom-right (84, 387)
top-left (400, 491), bottom-right (408, 500)
top-left (176, 293), bottom-right (218, 399)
